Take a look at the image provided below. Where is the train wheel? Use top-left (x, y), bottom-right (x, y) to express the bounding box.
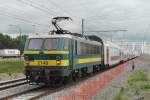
top-left (96, 65), bottom-right (100, 72)
top-left (78, 69), bottom-right (82, 78)
top-left (72, 71), bottom-right (77, 81)
top-left (50, 77), bottom-right (62, 87)
top-left (99, 64), bottom-right (102, 71)
top-left (93, 65), bottom-right (97, 73)
top-left (82, 68), bottom-right (88, 77)
top-left (62, 75), bottom-right (71, 85)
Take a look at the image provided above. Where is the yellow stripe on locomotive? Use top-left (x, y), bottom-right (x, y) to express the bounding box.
top-left (24, 51), bottom-right (69, 55)
top-left (77, 57), bottom-right (101, 64)
top-left (24, 60), bottom-right (69, 67)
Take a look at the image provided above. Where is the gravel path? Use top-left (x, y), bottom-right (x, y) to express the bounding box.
top-left (94, 55), bottom-right (150, 100)
top-left (93, 61), bottom-right (133, 100)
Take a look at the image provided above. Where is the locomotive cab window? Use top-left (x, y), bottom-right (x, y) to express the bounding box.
top-left (27, 38), bottom-right (43, 50)
top-left (43, 38), bottom-right (58, 50)
top-left (27, 38), bottom-right (59, 50)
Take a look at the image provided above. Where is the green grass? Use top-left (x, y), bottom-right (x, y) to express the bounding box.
top-left (114, 87), bottom-right (128, 100)
top-left (114, 71), bottom-right (150, 100)
top-left (0, 60), bottom-right (24, 75)
top-left (128, 71), bottom-right (150, 91)
top-left (128, 71), bottom-right (149, 83)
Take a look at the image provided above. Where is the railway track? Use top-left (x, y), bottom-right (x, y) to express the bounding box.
top-left (1, 86), bottom-right (67, 100)
top-left (0, 86), bottom-right (45, 100)
top-left (0, 77), bottom-right (27, 91)
top-left (0, 72), bottom-right (102, 100)
top-left (0, 78), bottom-right (85, 100)
top-left (0, 59), bottom-right (134, 100)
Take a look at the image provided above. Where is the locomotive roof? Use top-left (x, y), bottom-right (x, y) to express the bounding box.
top-left (28, 34), bottom-right (102, 45)
top-left (28, 34), bottom-right (73, 39)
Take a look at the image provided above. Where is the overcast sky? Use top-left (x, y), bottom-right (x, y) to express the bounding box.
top-left (0, 0), bottom-right (150, 40)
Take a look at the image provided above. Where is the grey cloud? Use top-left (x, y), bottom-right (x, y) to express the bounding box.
top-left (0, 0), bottom-right (150, 40)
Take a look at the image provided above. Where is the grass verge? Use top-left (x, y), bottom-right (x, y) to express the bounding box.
top-left (0, 60), bottom-right (24, 75)
top-left (114, 71), bottom-right (150, 100)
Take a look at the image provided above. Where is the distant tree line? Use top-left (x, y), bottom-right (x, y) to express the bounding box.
top-left (0, 33), bottom-right (27, 51)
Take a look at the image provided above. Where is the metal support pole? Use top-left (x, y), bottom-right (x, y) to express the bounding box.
top-left (82, 18), bottom-right (84, 36)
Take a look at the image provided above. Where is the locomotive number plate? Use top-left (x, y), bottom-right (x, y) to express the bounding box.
top-left (38, 61), bottom-right (48, 66)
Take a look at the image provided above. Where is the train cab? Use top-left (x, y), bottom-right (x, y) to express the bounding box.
top-left (24, 34), bottom-right (73, 83)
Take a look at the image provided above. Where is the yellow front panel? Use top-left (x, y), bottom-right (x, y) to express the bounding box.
top-left (77, 57), bottom-right (101, 64)
top-left (25, 60), bottom-right (69, 67)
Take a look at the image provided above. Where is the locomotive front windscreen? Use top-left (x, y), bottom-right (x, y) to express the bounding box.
top-left (27, 38), bottom-right (58, 50)
top-left (43, 38), bottom-right (58, 50)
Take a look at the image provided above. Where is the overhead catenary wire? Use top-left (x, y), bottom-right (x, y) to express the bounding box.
top-left (47, 0), bottom-right (120, 33)
top-left (0, 4), bottom-right (50, 28)
top-left (5, 0), bottom-right (116, 35)
top-left (46, 0), bottom-right (102, 30)
top-left (0, 1), bottom-right (52, 28)
top-left (0, 5), bottom-right (47, 24)
top-left (46, 0), bottom-right (99, 31)
top-left (12, 0), bottom-right (110, 30)
top-left (17, 0), bottom-right (96, 32)
top-left (0, 11), bottom-right (49, 27)
top-left (16, 0), bottom-right (57, 16)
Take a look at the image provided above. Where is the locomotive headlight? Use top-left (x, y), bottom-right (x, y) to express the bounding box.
top-left (24, 61), bottom-right (30, 66)
top-left (56, 56), bottom-right (61, 65)
top-left (56, 60), bottom-right (61, 65)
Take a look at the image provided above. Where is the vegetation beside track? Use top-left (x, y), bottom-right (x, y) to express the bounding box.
top-left (0, 33), bottom-right (27, 51)
top-left (0, 60), bottom-right (24, 79)
top-left (114, 71), bottom-right (150, 100)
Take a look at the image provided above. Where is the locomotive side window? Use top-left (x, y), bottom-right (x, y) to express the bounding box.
top-left (77, 41), bottom-right (81, 54)
top-left (43, 38), bottom-right (58, 50)
top-left (64, 39), bottom-right (71, 50)
top-left (76, 41), bottom-right (100, 55)
top-left (28, 38), bottom-right (43, 50)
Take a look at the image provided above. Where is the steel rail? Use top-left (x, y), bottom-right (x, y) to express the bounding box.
top-left (0, 86), bottom-right (45, 100)
top-left (0, 81), bottom-right (28, 91)
top-left (0, 77), bottom-right (26, 86)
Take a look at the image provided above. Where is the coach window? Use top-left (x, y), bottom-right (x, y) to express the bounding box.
top-left (84, 43), bottom-right (88, 54)
top-left (94, 46), bottom-right (96, 54)
top-left (94, 45), bottom-right (97, 54)
top-left (80, 42), bottom-right (84, 54)
top-left (91, 44), bottom-right (93, 54)
top-left (89, 44), bottom-right (92, 54)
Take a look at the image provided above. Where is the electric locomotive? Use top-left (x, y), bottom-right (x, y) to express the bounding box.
top-left (24, 17), bottom-right (104, 84)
